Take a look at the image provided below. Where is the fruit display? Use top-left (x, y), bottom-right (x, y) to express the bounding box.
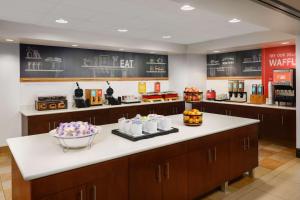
top-left (183, 109), bottom-right (203, 126)
top-left (184, 87), bottom-right (203, 102)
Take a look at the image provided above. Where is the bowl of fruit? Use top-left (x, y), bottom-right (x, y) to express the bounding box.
top-left (184, 87), bottom-right (203, 103)
top-left (183, 109), bottom-right (203, 126)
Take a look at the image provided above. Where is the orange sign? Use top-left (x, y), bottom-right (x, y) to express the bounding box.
top-left (154, 82), bottom-right (161, 93)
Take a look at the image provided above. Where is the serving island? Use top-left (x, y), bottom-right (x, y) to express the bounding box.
top-left (8, 113), bottom-right (259, 200)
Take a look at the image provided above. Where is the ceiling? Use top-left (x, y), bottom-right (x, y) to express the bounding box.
top-left (0, 0), bottom-right (299, 53)
top-left (279, 0), bottom-right (300, 10)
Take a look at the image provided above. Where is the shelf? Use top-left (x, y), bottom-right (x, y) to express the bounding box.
top-left (207, 64), bottom-right (220, 66)
top-left (81, 65), bottom-right (129, 70)
top-left (146, 71), bottom-right (167, 73)
top-left (25, 57), bottom-right (42, 60)
top-left (242, 61), bottom-right (261, 64)
top-left (146, 62), bottom-right (167, 65)
top-left (25, 69), bottom-right (64, 72)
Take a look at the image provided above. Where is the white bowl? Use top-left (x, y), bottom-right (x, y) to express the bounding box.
top-left (50, 127), bottom-right (101, 150)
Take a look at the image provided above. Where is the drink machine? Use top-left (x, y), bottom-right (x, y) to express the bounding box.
top-left (273, 69), bottom-right (296, 106)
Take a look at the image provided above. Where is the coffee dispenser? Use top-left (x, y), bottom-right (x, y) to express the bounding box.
top-left (228, 80), bottom-right (247, 103)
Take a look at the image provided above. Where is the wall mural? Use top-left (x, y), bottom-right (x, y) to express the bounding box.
top-left (20, 44), bottom-right (168, 82)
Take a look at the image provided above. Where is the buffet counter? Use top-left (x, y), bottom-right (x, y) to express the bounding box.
top-left (9, 113), bottom-right (259, 181)
top-left (201, 100), bottom-right (296, 110)
top-left (8, 113), bottom-right (259, 200)
top-left (20, 99), bottom-right (185, 117)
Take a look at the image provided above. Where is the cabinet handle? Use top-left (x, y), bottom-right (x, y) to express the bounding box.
top-left (93, 185), bottom-right (97, 200)
top-left (79, 189), bottom-right (83, 200)
top-left (93, 116), bottom-right (96, 125)
top-left (247, 137), bottom-right (250, 150)
top-left (48, 122), bottom-right (51, 131)
top-left (157, 165), bottom-right (162, 183)
top-left (126, 113), bottom-right (129, 118)
top-left (164, 162), bottom-right (170, 180)
top-left (208, 149), bottom-right (212, 163)
top-left (214, 147), bottom-right (217, 161)
top-left (53, 121), bottom-right (56, 128)
top-left (281, 115), bottom-right (284, 125)
top-left (257, 114), bottom-right (260, 120)
top-left (89, 117), bottom-right (92, 124)
top-left (230, 110), bottom-right (232, 116)
top-left (243, 138), bottom-right (246, 151)
top-left (225, 110), bottom-right (227, 115)
top-left (261, 114), bottom-right (264, 122)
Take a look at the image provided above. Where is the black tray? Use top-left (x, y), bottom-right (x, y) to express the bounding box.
top-left (111, 127), bottom-right (179, 141)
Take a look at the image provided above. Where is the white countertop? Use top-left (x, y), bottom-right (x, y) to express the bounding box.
top-left (20, 100), bottom-right (184, 117)
top-left (201, 100), bottom-right (296, 111)
top-left (7, 113), bottom-right (259, 181)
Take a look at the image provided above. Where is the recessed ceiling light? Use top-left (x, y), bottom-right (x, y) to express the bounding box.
top-left (5, 39), bottom-right (14, 42)
top-left (150, 51), bottom-right (156, 54)
top-left (213, 50), bottom-right (221, 53)
top-left (281, 41), bottom-right (290, 45)
top-left (55, 18), bottom-right (68, 24)
top-left (180, 5), bottom-right (195, 11)
top-left (117, 29), bottom-right (128, 33)
top-left (228, 18), bottom-right (241, 23)
top-left (71, 44), bottom-right (78, 47)
top-left (119, 48), bottom-right (125, 51)
top-left (162, 35), bottom-right (172, 39)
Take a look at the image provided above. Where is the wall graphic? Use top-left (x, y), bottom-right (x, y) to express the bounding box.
top-left (207, 49), bottom-right (262, 78)
top-left (20, 44), bottom-right (168, 82)
top-left (262, 45), bottom-right (296, 95)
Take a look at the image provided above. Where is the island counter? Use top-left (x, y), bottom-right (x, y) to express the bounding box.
top-left (8, 113), bottom-right (259, 200)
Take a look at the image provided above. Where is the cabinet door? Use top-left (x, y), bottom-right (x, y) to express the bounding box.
top-left (41, 186), bottom-right (85, 200)
top-left (109, 106), bottom-right (137, 123)
top-left (210, 137), bottom-right (230, 187)
top-left (230, 125), bottom-right (258, 180)
top-left (93, 109), bottom-right (110, 125)
top-left (260, 108), bottom-right (282, 140)
top-left (129, 149), bottom-right (163, 200)
top-left (136, 104), bottom-right (158, 116)
top-left (71, 111), bottom-right (94, 124)
top-left (162, 154), bottom-right (187, 200)
top-left (282, 110), bottom-right (296, 146)
top-left (187, 144), bottom-right (211, 200)
top-left (27, 115), bottom-right (52, 135)
top-left (86, 166), bottom-right (128, 200)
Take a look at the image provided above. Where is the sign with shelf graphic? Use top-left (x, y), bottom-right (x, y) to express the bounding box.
top-left (207, 49), bottom-right (262, 79)
top-left (20, 44), bottom-right (168, 82)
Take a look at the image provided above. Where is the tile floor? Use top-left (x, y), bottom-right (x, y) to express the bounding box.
top-left (0, 140), bottom-right (298, 200)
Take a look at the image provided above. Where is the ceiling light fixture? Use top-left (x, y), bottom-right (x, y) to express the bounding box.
top-left (117, 29), bottom-right (128, 32)
top-left (55, 18), bottom-right (68, 24)
top-left (150, 51), bottom-right (156, 54)
top-left (180, 5), bottom-right (195, 11)
top-left (228, 18), bottom-right (241, 23)
top-left (281, 41), bottom-right (290, 45)
top-left (5, 39), bottom-right (14, 42)
top-left (162, 35), bottom-right (172, 39)
top-left (213, 50), bottom-right (221, 53)
top-left (71, 44), bottom-right (78, 47)
top-left (119, 48), bottom-right (125, 51)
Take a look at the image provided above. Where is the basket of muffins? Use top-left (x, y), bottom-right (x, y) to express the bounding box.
top-left (183, 109), bottom-right (203, 126)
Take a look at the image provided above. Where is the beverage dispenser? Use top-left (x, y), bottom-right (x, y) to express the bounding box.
top-left (273, 69), bottom-right (296, 106)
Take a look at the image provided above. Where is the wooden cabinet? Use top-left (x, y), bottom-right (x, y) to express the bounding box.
top-left (187, 132), bottom-right (230, 199)
top-left (192, 102), bottom-right (296, 147)
top-left (229, 125), bottom-right (258, 180)
top-left (129, 143), bottom-right (187, 200)
top-left (13, 124), bottom-right (258, 200)
top-left (109, 106), bottom-right (138, 123)
top-left (22, 101), bottom-right (185, 136)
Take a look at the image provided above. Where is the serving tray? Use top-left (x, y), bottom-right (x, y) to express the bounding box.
top-left (111, 127), bottom-right (179, 141)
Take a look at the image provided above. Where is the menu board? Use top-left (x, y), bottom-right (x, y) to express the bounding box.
top-left (207, 49), bottom-right (261, 78)
top-left (20, 44), bottom-right (168, 82)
